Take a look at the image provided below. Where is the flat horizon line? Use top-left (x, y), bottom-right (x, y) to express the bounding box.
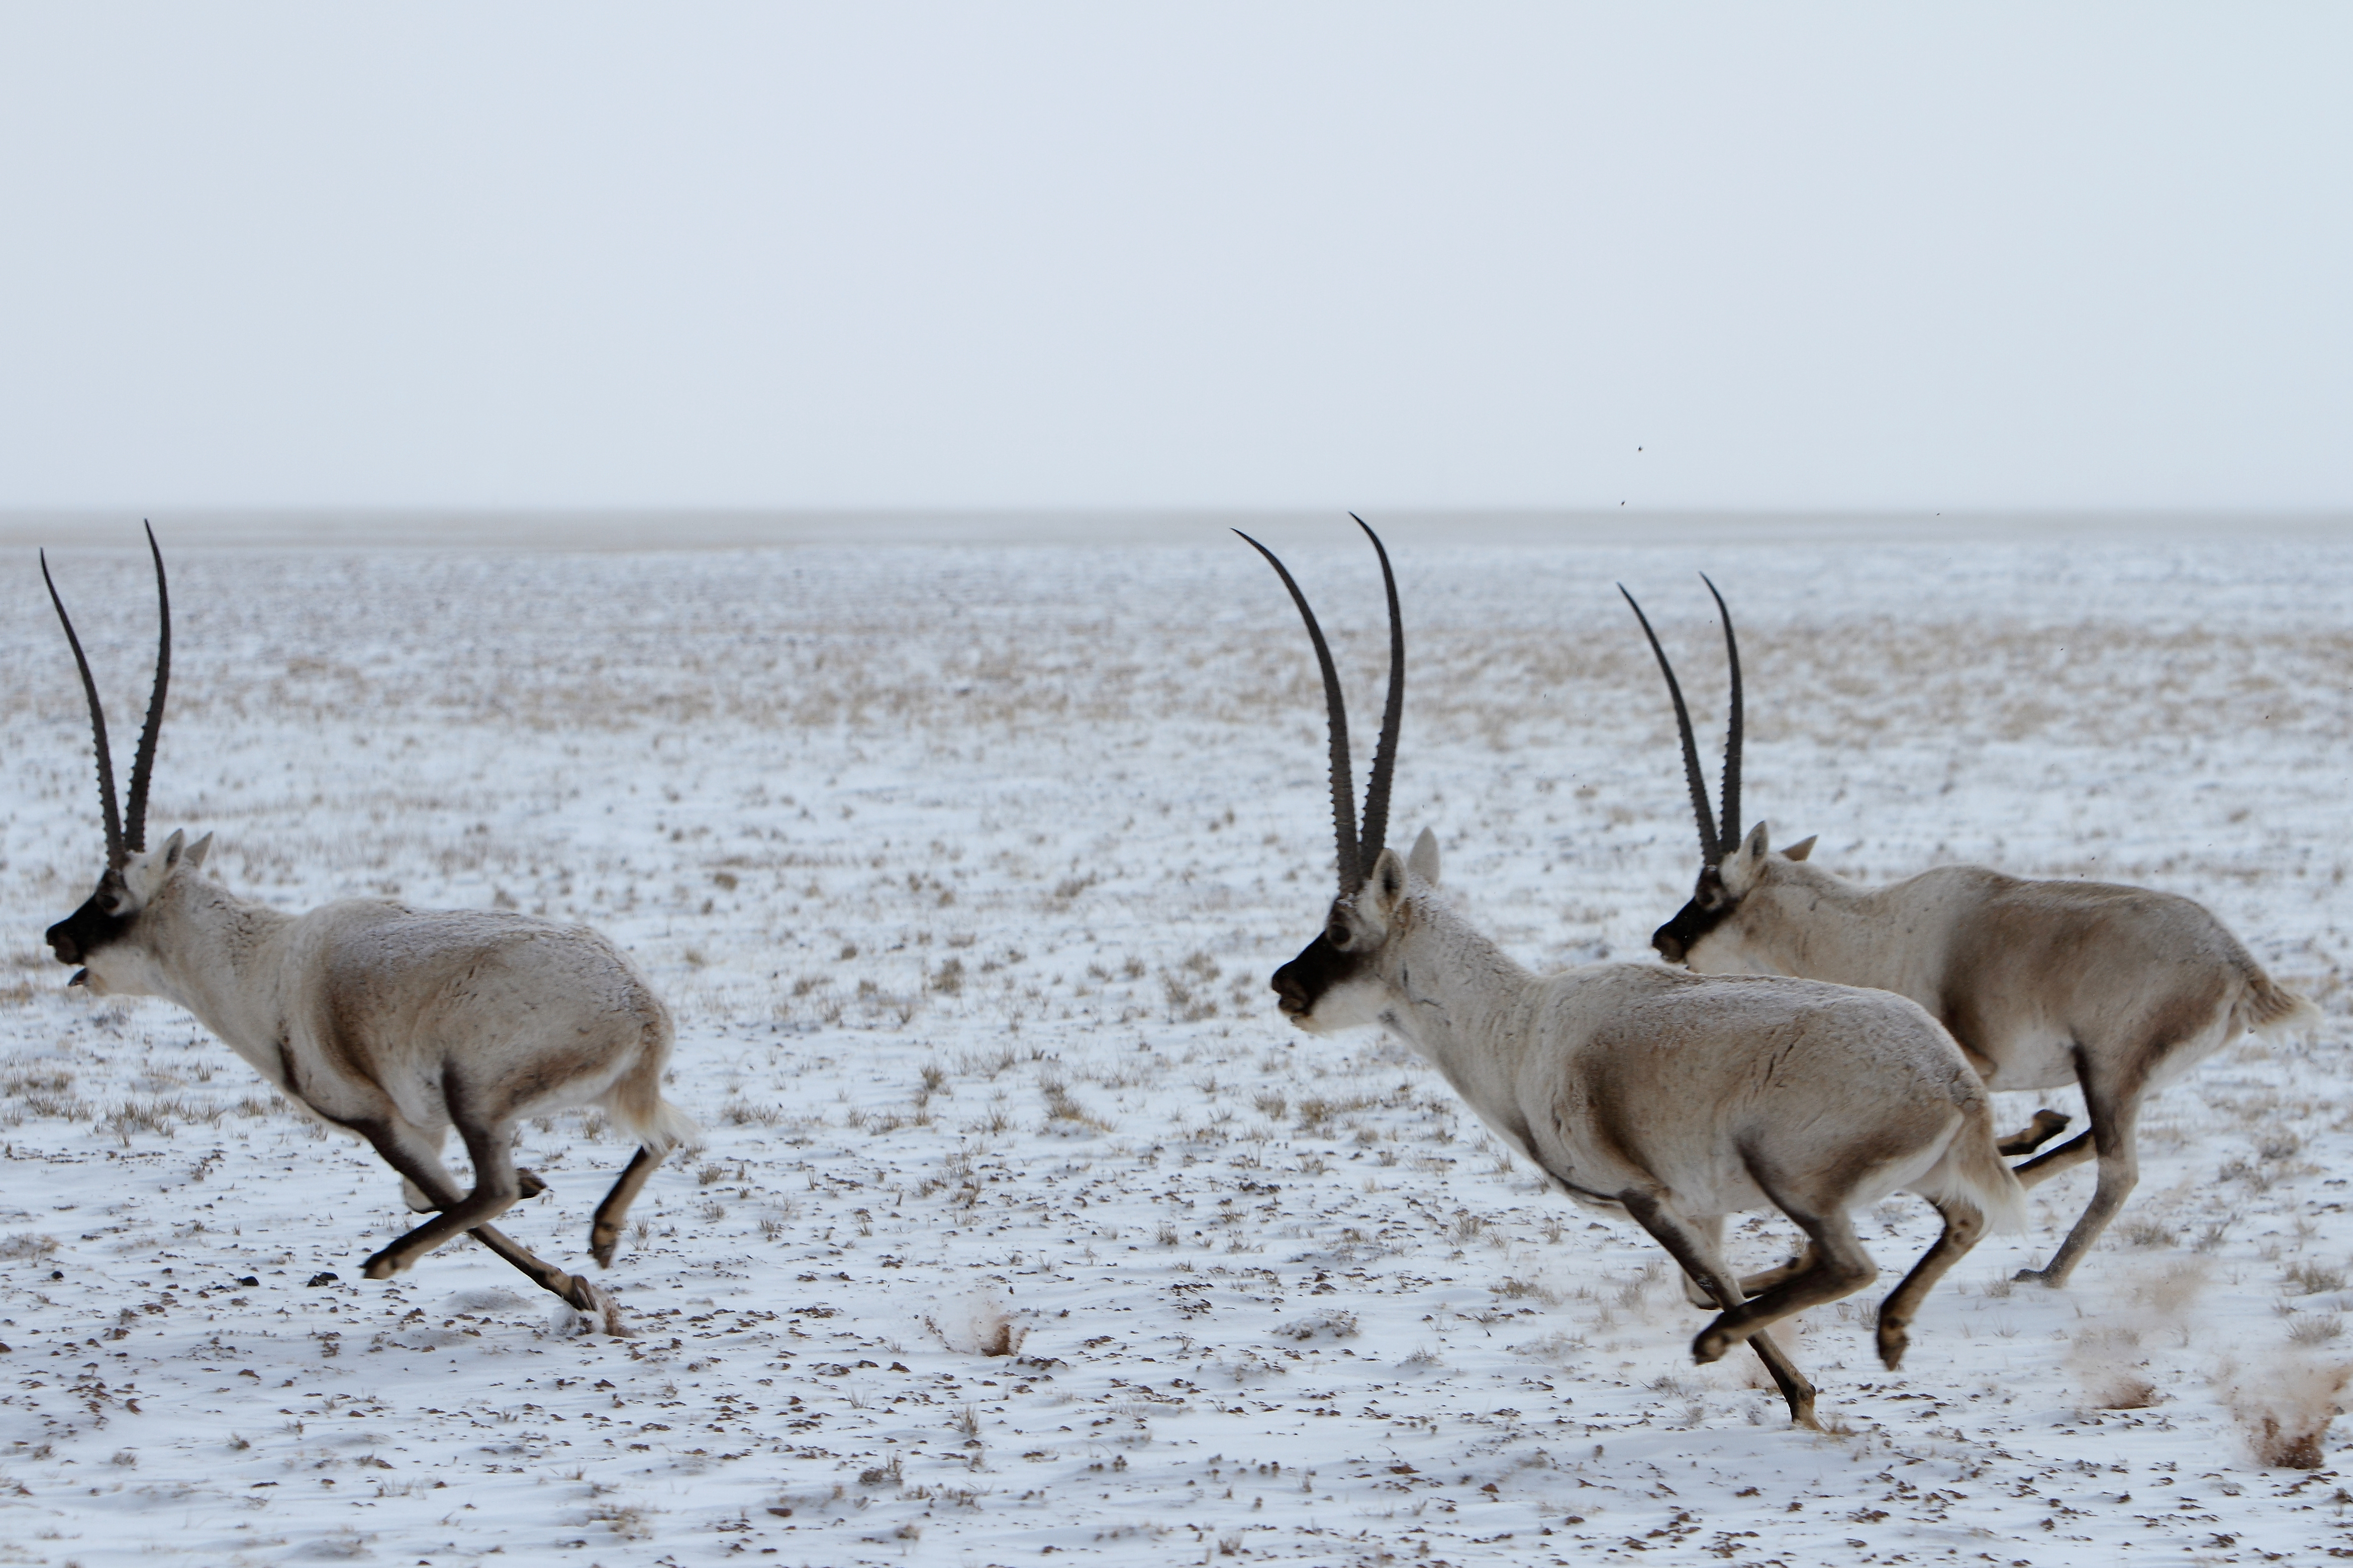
top-left (4, 505), bottom-right (2345, 551)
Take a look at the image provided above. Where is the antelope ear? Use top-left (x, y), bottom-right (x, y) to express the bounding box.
top-left (157, 828), bottom-right (189, 869)
top-left (184, 832), bottom-right (214, 869)
top-left (1781, 834), bottom-right (1816, 863)
top-left (1720, 821), bottom-right (1773, 896)
top-left (1407, 826), bottom-right (1440, 887)
top-left (1366, 848), bottom-right (1410, 921)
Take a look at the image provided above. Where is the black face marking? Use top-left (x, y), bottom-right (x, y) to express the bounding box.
top-left (1650, 865), bottom-right (1737, 966)
top-left (46, 872), bottom-right (134, 972)
top-left (1270, 925), bottom-right (1370, 1018)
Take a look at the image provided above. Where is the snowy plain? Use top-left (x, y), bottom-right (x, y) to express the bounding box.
top-left (3, 518), bottom-right (2352, 1566)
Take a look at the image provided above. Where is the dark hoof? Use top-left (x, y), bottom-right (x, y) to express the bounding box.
top-left (1691, 1328), bottom-right (1730, 1365)
top-left (1875, 1326), bottom-right (1909, 1371)
top-left (517, 1169), bottom-right (549, 1200)
top-left (1999, 1108), bottom-right (2074, 1157)
top-left (2012, 1266), bottom-right (2061, 1288)
top-left (564, 1277), bottom-right (627, 1335)
top-left (361, 1249), bottom-right (401, 1281)
top-left (589, 1233), bottom-right (617, 1270)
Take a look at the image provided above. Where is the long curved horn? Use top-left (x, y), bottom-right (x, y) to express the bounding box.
top-left (1237, 530), bottom-right (1362, 894)
top-left (123, 522), bottom-right (170, 853)
top-left (1619, 584), bottom-right (1720, 863)
top-left (1350, 514), bottom-right (1404, 874)
top-left (41, 549), bottom-right (127, 870)
top-left (1699, 573), bottom-right (1740, 855)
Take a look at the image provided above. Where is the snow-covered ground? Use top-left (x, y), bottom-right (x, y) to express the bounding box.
top-left (4, 520), bottom-right (2351, 1565)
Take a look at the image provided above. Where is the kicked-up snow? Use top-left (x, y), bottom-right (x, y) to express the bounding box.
top-left (2, 521), bottom-right (2350, 1564)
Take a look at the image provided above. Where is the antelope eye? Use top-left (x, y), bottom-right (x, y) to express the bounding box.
top-left (1325, 919), bottom-right (1351, 949)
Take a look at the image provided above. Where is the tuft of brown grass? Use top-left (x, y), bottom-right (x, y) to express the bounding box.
top-left (2285, 1260), bottom-right (2348, 1295)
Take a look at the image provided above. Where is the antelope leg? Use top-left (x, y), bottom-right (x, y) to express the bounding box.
top-left (1622, 1191), bottom-right (1818, 1429)
top-left (1873, 1197), bottom-right (1986, 1370)
top-left (2009, 1130), bottom-right (2094, 1189)
top-left (590, 1145), bottom-right (668, 1269)
top-left (2015, 1083), bottom-right (2141, 1288)
top-left (362, 1115), bottom-right (525, 1277)
top-left (343, 1116), bottom-right (612, 1322)
top-left (1685, 1182), bottom-right (1878, 1395)
top-left (1997, 1109), bottom-right (2073, 1157)
top-left (407, 1168), bottom-right (547, 1210)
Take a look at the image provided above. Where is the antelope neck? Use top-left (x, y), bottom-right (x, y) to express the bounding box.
top-left (1371, 892), bottom-right (1538, 1119)
top-left (1732, 868), bottom-right (1888, 981)
top-left (134, 877), bottom-right (301, 1059)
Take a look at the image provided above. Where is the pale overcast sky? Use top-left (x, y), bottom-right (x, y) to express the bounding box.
top-left (0, 4), bottom-right (2345, 513)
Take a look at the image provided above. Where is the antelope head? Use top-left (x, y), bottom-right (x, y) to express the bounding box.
top-left (1621, 578), bottom-right (1813, 968)
top-left (1239, 517), bottom-right (1436, 1033)
top-left (41, 527), bottom-right (212, 995)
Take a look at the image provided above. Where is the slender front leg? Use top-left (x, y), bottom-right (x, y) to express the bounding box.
top-left (1621, 1191), bottom-right (1818, 1429)
top-left (2009, 1129), bottom-right (2094, 1189)
top-left (1689, 1184), bottom-right (1878, 1377)
top-left (1678, 1214), bottom-right (1728, 1309)
top-left (363, 1117), bottom-right (524, 1277)
top-left (1997, 1109), bottom-right (2072, 1157)
top-left (406, 1168), bottom-right (547, 1211)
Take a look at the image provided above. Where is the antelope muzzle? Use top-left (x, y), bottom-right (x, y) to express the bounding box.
top-left (1271, 932), bottom-right (1360, 1018)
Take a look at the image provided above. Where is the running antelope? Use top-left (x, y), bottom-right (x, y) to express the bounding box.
top-left (39, 531), bottom-right (692, 1329)
top-left (1623, 580), bottom-right (2317, 1288)
top-left (1241, 520), bottom-right (2025, 1426)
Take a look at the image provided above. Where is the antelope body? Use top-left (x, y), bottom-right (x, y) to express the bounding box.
top-left (1626, 582), bottom-right (2317, 1287)
top-left (1244, 522), bottom-right (2026, 1426)
top-left (40, 532), bottom-right (692, 1326)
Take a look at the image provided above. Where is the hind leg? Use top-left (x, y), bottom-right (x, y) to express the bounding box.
top-left (590, 1146), bottom-right (669, 1268)
top-left (1622, 1192), bottom-right (1818, 1428)
top-left (2015, 1074), bottom-right (2142, 1288)
top-left (1873, 1197), bottom-right (1986, 1369)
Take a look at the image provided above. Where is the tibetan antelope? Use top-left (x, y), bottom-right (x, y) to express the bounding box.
top-left (1624, 579), bottom-right (2317, 1288)
top-left (38, 530), bottom-right (693, 1329)
top-left (1240, 519), bottom-right (2024, 1427)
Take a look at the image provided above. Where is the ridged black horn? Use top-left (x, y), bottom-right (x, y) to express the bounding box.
top-left (1619, 584), bottom-right (1721, 863)
top-left (123, 522), bottom-right (170, 853)
top-left (1237, 530), bottom-right (1363, 894)
top-left (41, 549), bottom-right (127, 871)
top-left (1350, 514), bottom-right (1404, 873)
top-left (1699, 573), bottom-right (1740, 855)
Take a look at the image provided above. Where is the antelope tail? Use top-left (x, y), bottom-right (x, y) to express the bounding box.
top-left (1945, 1090), bottom-right (2029, 1235)
top-left (2235, 969), bottom-right (2321, 1039)
top-left (605, 1018), bottom-right (698, 1156)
